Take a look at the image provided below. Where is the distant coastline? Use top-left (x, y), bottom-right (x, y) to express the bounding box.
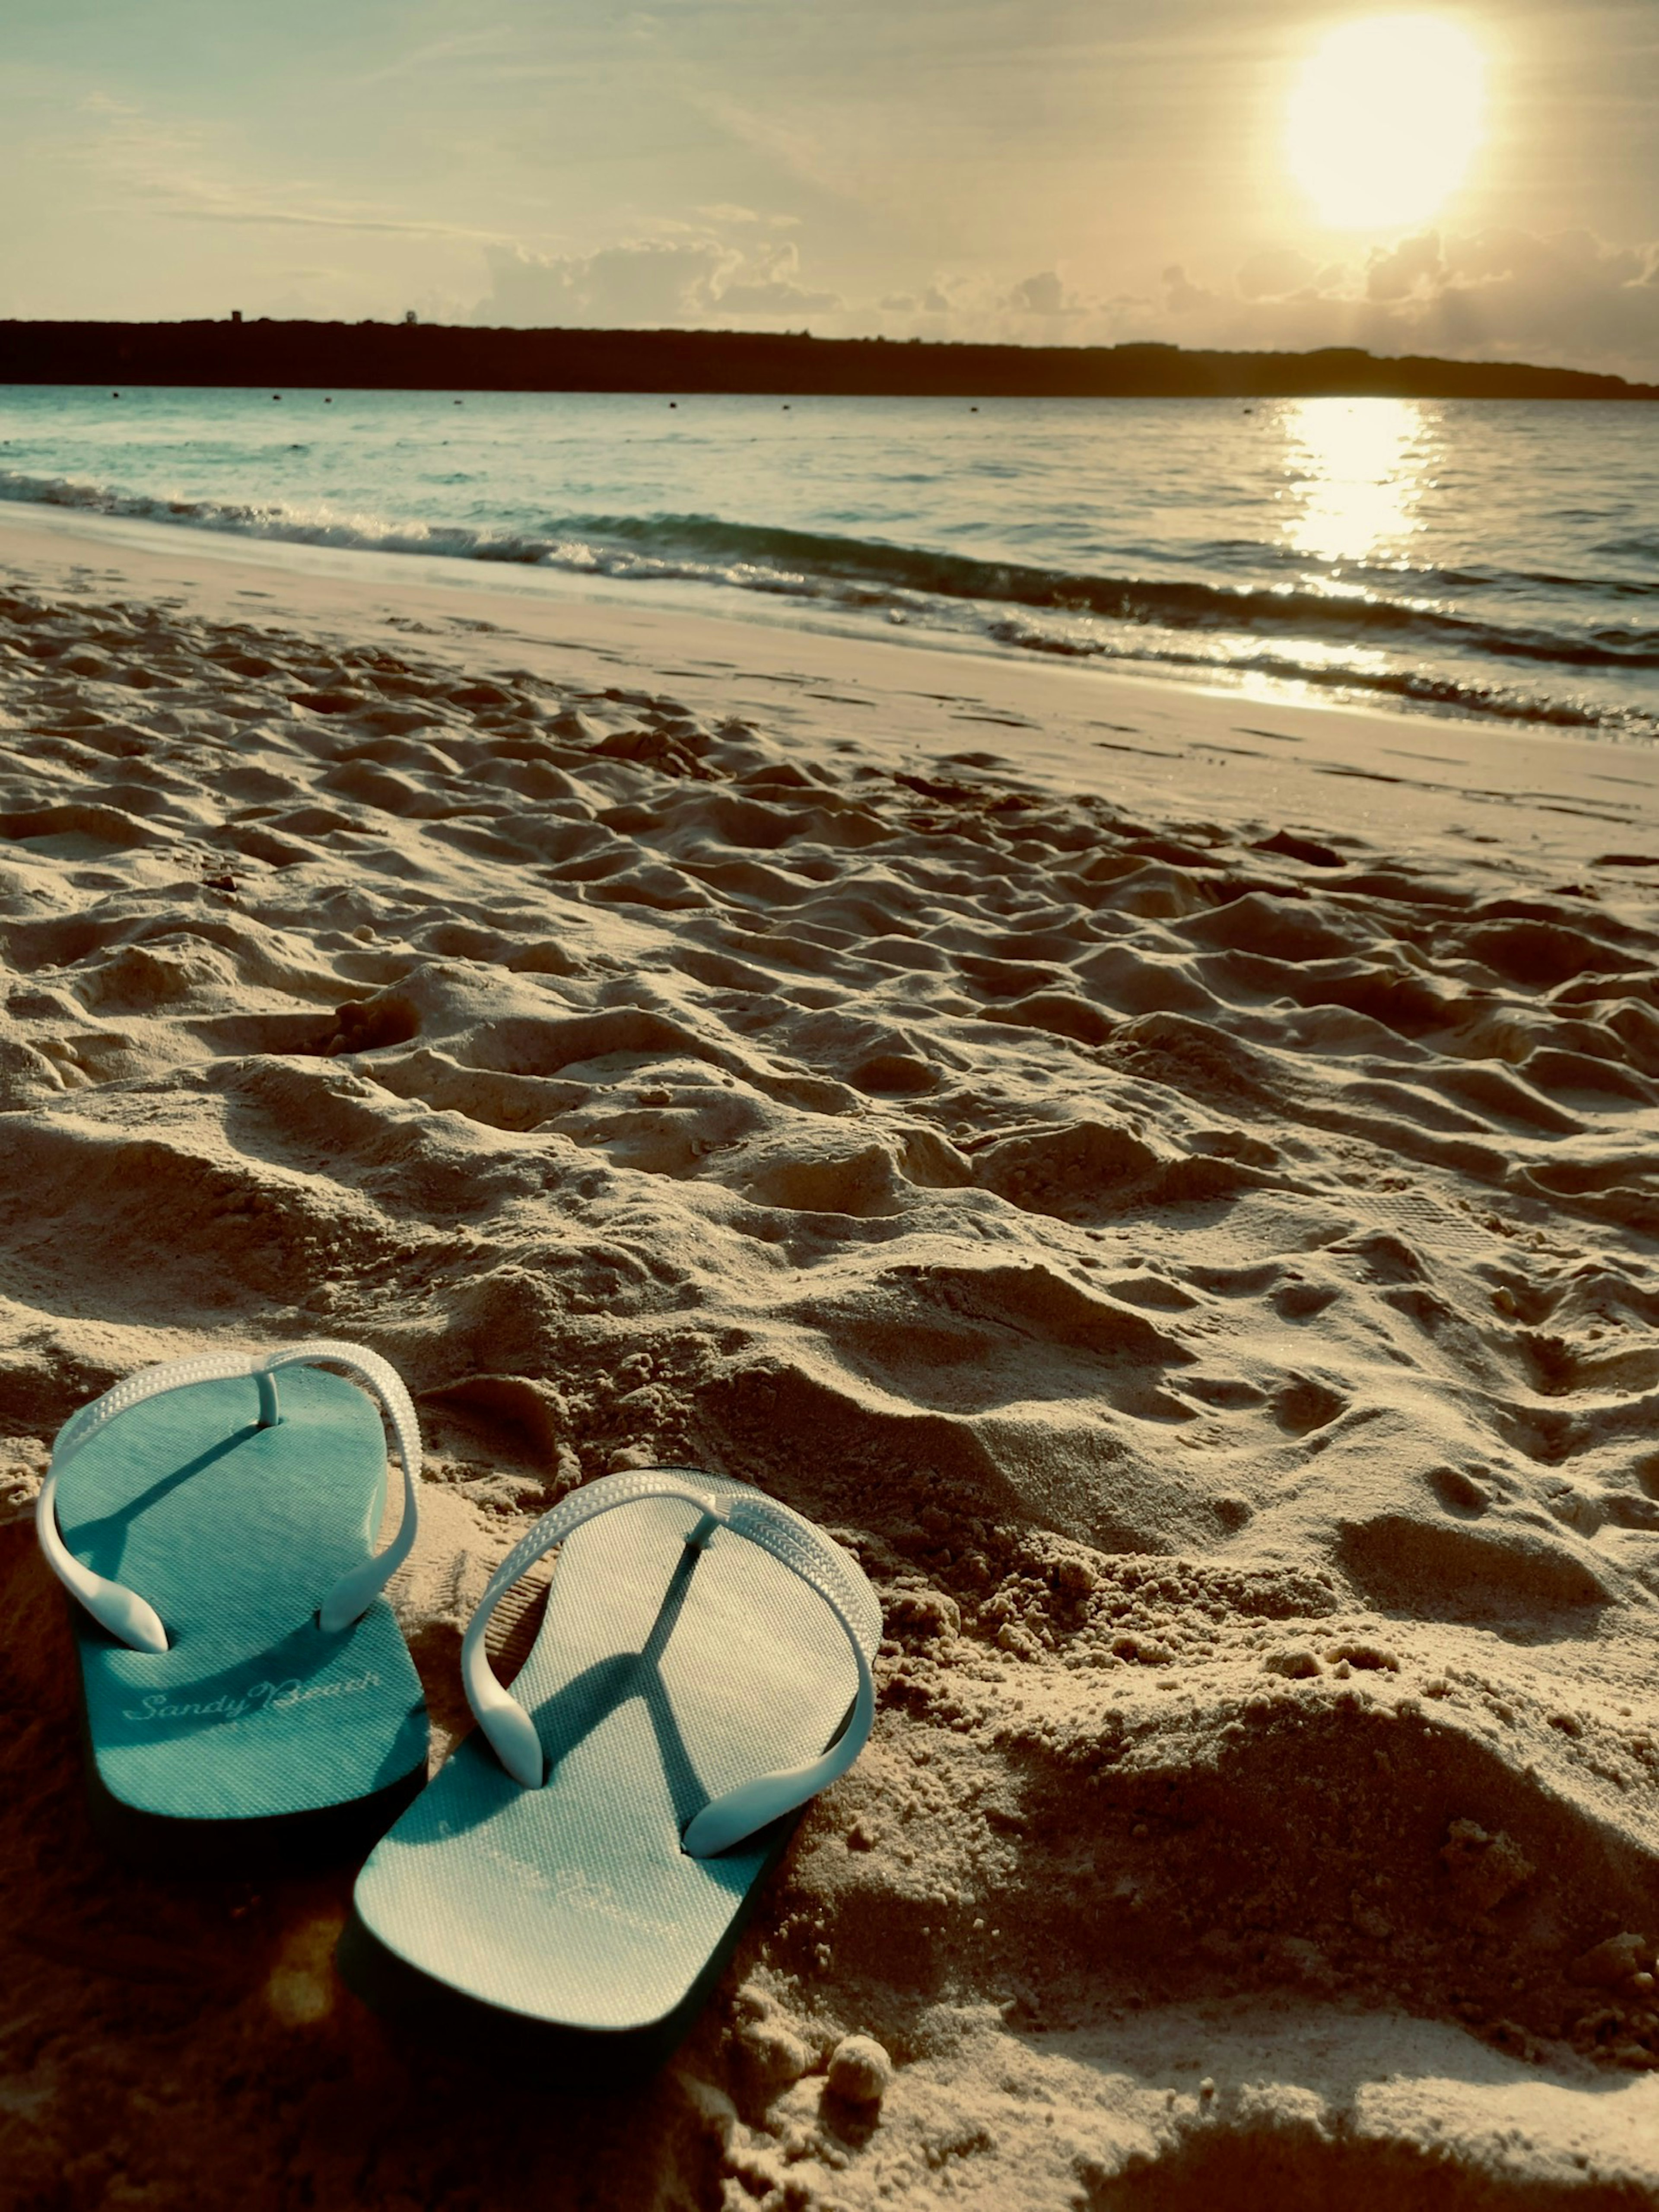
top-left (0, 320), bottom-right (1653, 400)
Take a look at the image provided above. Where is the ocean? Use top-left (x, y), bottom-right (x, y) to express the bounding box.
top-left (1, 385), bottom-right (1654, 740)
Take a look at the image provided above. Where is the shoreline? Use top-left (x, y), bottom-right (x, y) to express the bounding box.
top-left (1, 507), bottom-right (1657, 2206)
top-left (6, 391), bottom-right (1650, 748)
top-left (4, 501), bottom-right (1656, 878)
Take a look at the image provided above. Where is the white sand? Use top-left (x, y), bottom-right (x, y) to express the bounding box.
top-left (1, 506), bottom-right (1656, 2209)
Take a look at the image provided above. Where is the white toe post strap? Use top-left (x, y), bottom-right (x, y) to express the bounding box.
top-left (461, 1468), bottom-right (883, 1858)
top-left (35, 1339), bottom-right (423, 1654)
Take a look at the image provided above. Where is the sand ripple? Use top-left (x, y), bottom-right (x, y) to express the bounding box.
top-left (1, 578), bottom-right (1657, 2206)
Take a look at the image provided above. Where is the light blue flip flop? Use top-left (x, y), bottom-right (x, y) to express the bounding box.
top-left (340, 1468), bottom-right (881, 2070)
top-left (35, 1339), bottom-right (430, 1871)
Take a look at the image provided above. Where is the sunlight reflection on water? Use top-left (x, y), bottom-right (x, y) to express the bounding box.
top-left (1286, 397), bottom-right (1429, 569)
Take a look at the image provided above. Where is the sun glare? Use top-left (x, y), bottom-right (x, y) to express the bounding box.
top-left (1286, 397), bottom-right (1427, 567)
top-left (1287, 15), bottom-right (1487, 232)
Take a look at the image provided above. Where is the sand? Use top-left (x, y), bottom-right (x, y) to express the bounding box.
top-left (1, 505), bottom-right (1657, 2212)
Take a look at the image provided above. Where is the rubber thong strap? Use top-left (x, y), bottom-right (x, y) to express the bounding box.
top-left (461, 1467), bottom-right (883, 1858)
top-left (36, 1339), bottom-right (423, 1654)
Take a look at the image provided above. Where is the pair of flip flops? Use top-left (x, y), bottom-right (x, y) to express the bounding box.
top-left (36, 1341), bottom-right (881, 2065)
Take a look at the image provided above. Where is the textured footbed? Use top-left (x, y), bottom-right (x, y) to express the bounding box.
top-left (347, 1478), bottom-right (858, 2046)
top-left (57, 1367), bottom-right (429, 1834)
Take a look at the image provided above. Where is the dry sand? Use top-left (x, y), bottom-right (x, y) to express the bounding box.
top-left (1, 507), bottom-right (1657, 2210)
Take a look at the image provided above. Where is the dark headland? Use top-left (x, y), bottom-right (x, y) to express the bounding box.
top-left (1, 319), bottom-right (1654, 400)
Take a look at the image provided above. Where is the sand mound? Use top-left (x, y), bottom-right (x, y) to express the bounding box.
top-left (1, 563), bottom-right (1656, 2209)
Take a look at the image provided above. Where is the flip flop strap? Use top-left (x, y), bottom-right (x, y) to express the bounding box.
top-left (461, 1468), bottom-right (882, 1858)
top-left (36, 1339), bottom-right (423, 1654)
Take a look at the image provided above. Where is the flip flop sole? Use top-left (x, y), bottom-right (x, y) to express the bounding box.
top-left (336, 1810), bottom-right (797, 2076)
top-left (56, 1366), bottom-right (429, 1865)
top-left (346, 1481), bottom-right (858, 2069)
top-left (79, 1719), bottom-right (429, 1877)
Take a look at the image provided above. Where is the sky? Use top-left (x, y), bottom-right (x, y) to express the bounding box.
top-left (2, 0), bottom-right (1656, 377)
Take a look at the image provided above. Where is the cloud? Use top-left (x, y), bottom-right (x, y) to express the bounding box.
top-left (693, 204), bottom-right (799, 229)
top-left (1365, 232), bottom-right (1444, 302)
top-left (483, 241), bottom-right (720, 325)
top-left (890, 229), bottom-right (1659, 380)
top-left (177, 205), bottom-right (499, 240)
top-left (1141, 228), bottom-right (1653, 379)
top-left (873, 266), bottom-right (1171, 342)
top-left (1211, 226), bottom-right (1659, 381)
top-left (1332, 227), bottom-right (1659, 378)
top-left (1006, 270), bottom-right (1085, 318)
top-left (1160, 265), bottom-right (1216, 317)
top-left (705, 238), bottom-right (839, 314)
top-left (358, 29), bottom-right (524, 87)
top-left (1388, 228), bottom-right (1659, 375)
top-left (1236, 248), bottom-right (1318, 302)
top-left (878, 275), bottom-right (986, 318)
top-left (67, 88), bottom-right (496, 245)
top-left (474, 218), bottom-right (1659, 375)
top-left (478, 233), bottom-right (839, 326)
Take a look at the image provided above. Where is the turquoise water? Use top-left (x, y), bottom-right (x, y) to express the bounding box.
top-left (1, 386), bottom-right (1655, 737)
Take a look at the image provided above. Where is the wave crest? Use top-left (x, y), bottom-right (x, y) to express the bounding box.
top-left (1, 467), bottom-right (1651, 737)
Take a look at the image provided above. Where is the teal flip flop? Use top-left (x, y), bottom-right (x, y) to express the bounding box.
top-left (340, 1468), bottom-right (881, 2071)
top-left (35, 1340), bottom-right (430, 1871)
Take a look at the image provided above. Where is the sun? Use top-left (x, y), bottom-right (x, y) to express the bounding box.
top-left (1287, 14), bottom-right (1487, 232)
